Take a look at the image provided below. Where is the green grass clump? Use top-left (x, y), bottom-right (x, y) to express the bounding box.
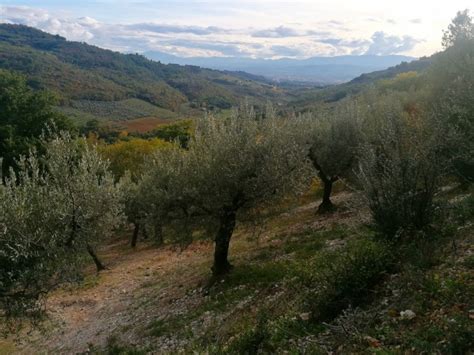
top-left (90, 336), bottom-right (147, 355)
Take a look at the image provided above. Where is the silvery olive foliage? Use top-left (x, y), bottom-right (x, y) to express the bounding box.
top-left (429, 38), bottom-right (474, 183)
top-left (138, 145), bottom-right (194, 245)
top-left (188, 103), bottom-right (310, 215)
top-left (0, 132), bottom-right (123, 317)
top-left (356, 95), bottom-right (447, 239)
top-left (189, 104), bottom-right (311, 274)
top-left (141, 103), bottom-right (311, 274)
top-left (0, 155), bottom-right (64, 317)
top-left (44, 132), bottom-right (124, 250)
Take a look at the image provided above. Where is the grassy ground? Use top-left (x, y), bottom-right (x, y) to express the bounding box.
top-left (3, 187), bottom-right (473, 354)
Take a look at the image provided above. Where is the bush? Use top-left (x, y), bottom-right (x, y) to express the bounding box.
top-left (357, 95), bottom-right (446, 239)
top-left (225, 313), bottom-right (273, 354)
top-left (302, 239), bottom-right (392, 322)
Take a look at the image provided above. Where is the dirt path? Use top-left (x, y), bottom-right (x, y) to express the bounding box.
top-left (14, 240), bottom-right (214, 354)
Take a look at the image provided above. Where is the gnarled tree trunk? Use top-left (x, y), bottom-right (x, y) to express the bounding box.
top-left (155, 221), bottom-right (164, 245)
top-left (212, 207), bottom-right (237, 276)
top-left (309, 151), bottom-right (337, 213)
top-left (318, 176), bottom-right (337, 213)
top-left (87, 243), bottom-right (106, 272)
top-left (131, 222), bottom-right (140, 248)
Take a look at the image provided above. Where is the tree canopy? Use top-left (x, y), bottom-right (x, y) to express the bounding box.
top-left (442, 9), bottom-right (474, 48)
top-left (0, 69), bottom-right (72, 175)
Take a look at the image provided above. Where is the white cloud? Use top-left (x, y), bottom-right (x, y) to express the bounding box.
top-left (365, 31), bottom-right (421, 55)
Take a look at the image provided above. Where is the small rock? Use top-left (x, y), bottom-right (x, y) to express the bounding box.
top-left (299, 312), bottom-right (310, 321)
top-left (400, 309), bottom-right (416, 320)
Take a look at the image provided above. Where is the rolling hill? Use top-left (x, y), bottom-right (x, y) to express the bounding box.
top-left (286, 54), bottom-right (434, 110)
top-left (0, 24), bottom-right (287, 123)
top-left (0, 24), bottom-right (435, 124)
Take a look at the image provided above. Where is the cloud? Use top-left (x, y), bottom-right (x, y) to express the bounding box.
top-left (162, 39), bottom-right (251, 57)
top-left (307, 30), bottom-right (333, 37)
top-left (319, 38), bottom-right (370, 48)
top-left (251, 26), bottom-right (301, 38)
top-left (0, 6), bottom-right (95, 41)
top-left (365, 31), bottom-right (420, 55)
top-left (127, 23), bottom-right (229, 35)
top-left (410, 18), bottom-right (422, 24)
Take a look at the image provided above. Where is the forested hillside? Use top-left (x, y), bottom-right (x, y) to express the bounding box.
top-left (288, 54), bottom-right (434, 110)
top-left (0, 24), bottom-right (286, 122)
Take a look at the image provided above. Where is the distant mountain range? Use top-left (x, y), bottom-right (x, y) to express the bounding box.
top-left (144, 51), bottom-right (416, 84)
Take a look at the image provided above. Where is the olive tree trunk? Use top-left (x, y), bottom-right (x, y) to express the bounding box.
top-left (318, 177), bottom-right (336, 213)
top-left (212, 208), bottom-right (237, 276)
top-left (131, 222), bottom-right (140, 248)
top-left (87, 243), bottom-right (106, 272)
top-left (155, 221), bottom-right (164, 245)
top-left (309, 154), bottom-right (337, 213)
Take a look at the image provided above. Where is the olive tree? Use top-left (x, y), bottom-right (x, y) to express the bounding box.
top-left (357, 95), bottom-right (446, 239)
top-left (0, 155), bottom-right (65, 317)
top-left (429, 36), bottom-right (474, 183)
top-left (304, 102), bottom-right (362, 212)
top-left (187, 106), bottom-right (309, 275)
top-left (44, 132), bottom-right (124, 270)
top-left (135, 146), bottom-right (194, 247)
top-left (121, 177), bottom-right (146, 248)
top-left (0, 133), bottom-right (122, 317)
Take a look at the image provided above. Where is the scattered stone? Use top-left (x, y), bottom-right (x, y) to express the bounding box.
top-left (299, 312), bottom-right (310, 321)
top-left (400, 309), bottom-right (416, 320)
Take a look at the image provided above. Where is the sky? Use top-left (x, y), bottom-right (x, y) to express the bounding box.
top-left (0, 0), bottom-right (472, 59)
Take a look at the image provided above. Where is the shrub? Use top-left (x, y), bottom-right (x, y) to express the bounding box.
top-left (302, 239), bottom-right (392, 322)
top-left (225, 312), bottom-right (274, 354)
top-left (357, 95), bottom-right (446, 239)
